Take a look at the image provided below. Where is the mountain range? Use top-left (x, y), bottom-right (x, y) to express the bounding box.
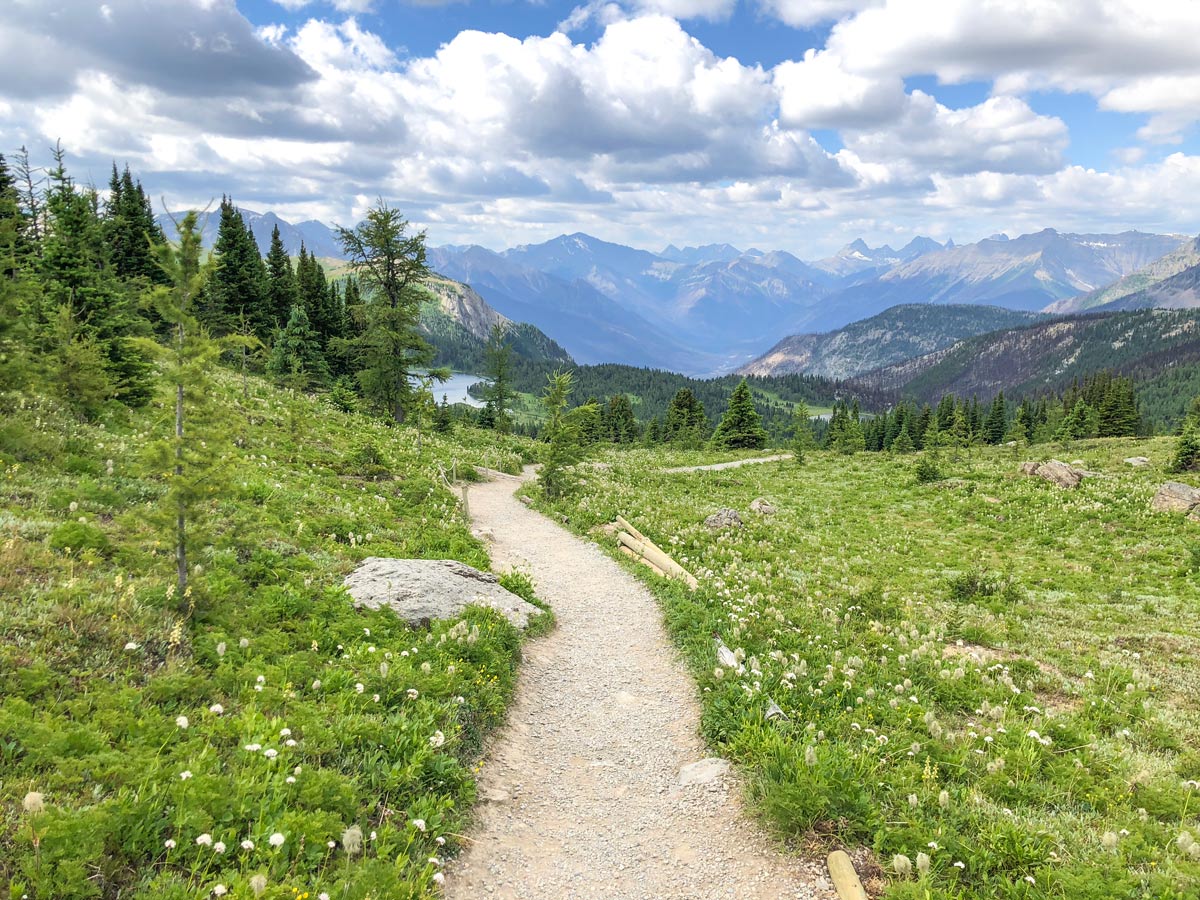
top-left (156, 207), bottom-right (345, 259)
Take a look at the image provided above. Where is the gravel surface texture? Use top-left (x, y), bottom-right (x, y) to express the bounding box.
top-left (445, 468), bottom-right (833, 900)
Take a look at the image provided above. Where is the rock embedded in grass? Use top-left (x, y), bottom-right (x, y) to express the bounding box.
top-left (1150, 481), bottom-right (1200, 514)
top-left (1019, 459), bottom-right (1086, 488)
top-left (1124, 456), bottom-right (1151, 467)
top-left (749, 497), bottom-right (777, 516)
top-left (704, 507), bottom-right (744, 529)
top-left (344, 557), bottom-right (540, 628)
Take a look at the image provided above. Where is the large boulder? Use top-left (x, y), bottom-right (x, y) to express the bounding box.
top-left (1019, 459), bottom-right (1084, 489)
top-left (1150, 482), bottom-right (1200, 514)
top-left (704, 508), bottom-right (743, 530)
top-left (343, 558), bottom-right (540, 629)
top-left (1124, 457), bottom-right (1151, 468)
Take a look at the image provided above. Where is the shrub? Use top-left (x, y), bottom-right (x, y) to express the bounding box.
top-left (947, 568), bottom-right (1024, 606)
top-left (48, 520), bottom-right (112, 556)
top-left (914, 454), bottom-right (944, 483)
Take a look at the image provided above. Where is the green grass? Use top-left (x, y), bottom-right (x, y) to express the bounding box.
top-left (0, 374), bottom-right (542, 899)
top-left (538, 439), bottom-right (1200, 899)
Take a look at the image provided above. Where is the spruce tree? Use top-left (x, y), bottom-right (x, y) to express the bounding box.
top-left (983, 392), bottom-right (1007, 444)
top-left (712, 379), bottom-right (767, 449)
top-left (604, 394), bottom-right (638, 443)
top-left (204, 198), bottom-right (268, 337)
top-left (267, 304), bottom-right (330, 389)
top-left (539, 370), bottom-right (583, 499)
top-left (664, 387), bottom-right (707, 447)
top-left (264, 224), bottom-right (299, 329)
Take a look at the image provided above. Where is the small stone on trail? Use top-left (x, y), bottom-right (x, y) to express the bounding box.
top-left (704, 508), bottom-right (744, 530)
top-left (678, 758), bottom-right (730, 787)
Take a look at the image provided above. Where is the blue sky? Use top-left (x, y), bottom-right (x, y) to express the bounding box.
top-left (2, 0), bottom-right (1199, 255)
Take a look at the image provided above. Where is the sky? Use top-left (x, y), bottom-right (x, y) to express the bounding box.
top-left (2, 0), bottom-right (1200, 257)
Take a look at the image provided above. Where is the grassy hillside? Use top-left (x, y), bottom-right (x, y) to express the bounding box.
top-left (0, 373), bottom-right (545, 899)
top-left (536, 441), bottom-right (1200, 899)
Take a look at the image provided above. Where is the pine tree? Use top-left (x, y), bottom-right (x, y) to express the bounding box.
top-left (267, 304), bottom-right (330, 389)
top-left (789, 400), bottom-right (816, 463)
top-left (664, 387), bottom-right (707, 447)
top-left (336, 201), bottom-right (433, 422)
top-left (983, 392), bottom-right (1007, 444)
top-left (892, 422), bottom-right (915, 454)
top-left (604, 394), bottom-right (638, 443)
top-left (712, 379), bottom-right (767, 449)
top-left (40, 147), bottom-right (153, 406)
top-left (203, 198), bottom-right (269, 337)
top-left (1173, 424), bottom-right (1200, 473)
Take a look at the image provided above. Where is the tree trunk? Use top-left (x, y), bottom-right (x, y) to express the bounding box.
top-left (175, 322), bottom-right (187, 602)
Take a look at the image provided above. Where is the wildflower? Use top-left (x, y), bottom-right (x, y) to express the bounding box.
top-left (124, 641), bottom-right (140, 651)
top-left (953, 861), bottom-right (965, 869)
top-left (411, 818), bottom-right (427, 832)
top-left (286, 776), bottom-right (296, 784)
top-left (892, 854), bottom-right (913, 877)
top-left (430, 730), bottom-right (445, 748)
top-left (916, 852), bottom-right (931, 876)
top-left (241, 839), bottom-right (255, 850)
top-left (907, 793), bottom-right (919, 809)
top-left (436, 836), bottom-right (446, 846)
top-left (176, 715), bottom-right (189, 729)
top-left (433, 873), bottom-right (445, 885)
top-left (320, 895), bottom-right (331, 900)
top-left (342, 825), bottom-right (363, 855)
top-left (312, 679), bottom-right (322, 690)
top-left (421, 661), bottom-right (432, 675)
top-left (355, 683), bottom-right (365, 694)
top-left (239, 638), bottom-right (250, 648)
top-left (216, 641), bottom-right (226, 657)
top-left (209, 703), bottom-right (224, 715)
top-left (197, 833), bottom-right (213, 846)
top-left (285, 739), bottom-right (297, 747)
top-left (373, 693), bottom-right (380, 702)
top-left (407, 688), bottom-right (419, 700)
top-left (1024, 876), bottom-right (1036, 885)
top-left (268, 832), bottom-right (285, 847)
top-left (249, 874), bottom-right (268, 896)
top-left (213, 841), bottom-right (226, 854)
top-left (263, 748), bottom-right (278, 759)
top-left (938, 790), bottom-right (949, 809)
top-left (212, 886), bottom-right (227, 897)
top-left (713, 667), bottom-right (724, 679)
top-left (22, 792), bottom-right (44, 814)
top-left (1101, 831), bottom-right (1119, 851)
top-left (244, 743), bottom-right (262, 752)
top-left (280, 728), bottom-right (291, 737)
top-left (180, 771), bottom-right (193, 780)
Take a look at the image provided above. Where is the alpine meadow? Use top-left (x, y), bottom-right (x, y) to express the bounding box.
top-left (3, 2), bottom-right (1200, 900)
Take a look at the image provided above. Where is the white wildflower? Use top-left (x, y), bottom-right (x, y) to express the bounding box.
top-left (430, 730), bottom-right (445, 748)
top-left (176, 715), bottom-right (189, 729)
top-left (180, 771), bottom-right (193, 780)
top-left (893, 854), bottom-right (913, 877)
top-left (241, 839), bottom-right (254, 850)
top-left (196, 833), bottom-right (213, 846)
top-left (342, 824), bottom-right (363, 855)
top-left (249, 874), bottom-right (268, 897)
top-left (268, 832), bottom-right (285, 847)
top-left (411, 818), bottom-right (427, 832)
top-left (23, 792), bottom-right (45, 814)
top-left (916, 852), bottom-right (930, 876)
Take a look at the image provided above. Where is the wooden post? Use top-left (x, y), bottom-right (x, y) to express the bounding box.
top-left (619, 544), bottom-right (668, 577)
top-left (826, 851), bottom-right (869, 900)
top-left (461, 484), bottom-right (470, 521)
top-left (616, 530), bottom-right (699, 590)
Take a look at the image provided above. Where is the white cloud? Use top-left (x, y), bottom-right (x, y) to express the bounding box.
top-left (759, 0), bottom-right (881, 28)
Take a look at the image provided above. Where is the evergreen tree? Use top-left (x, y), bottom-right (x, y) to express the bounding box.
top-left (203, 198), bottom-right (269, 337)
top-left (104, 162), bottom-right (165, 284)
top-left (336, 201), bottom-right (433, 422)
top-left (40, 147), bottom-right (152, 405)
top-left (604, 394), bottom-right (638, 443)
top-left (983, 392), bottom-right (1007, 444)
top-left (482, 323), bottom-right (516, 433)
top-left (539, 370), bottom-right (583, 499)
top-left (267, 304), bottom-right (330, 389)
top-left (144, 210), bottom-right (225, 604)
top-left (1014, 399), bottom-right (1035, 444)
top-left (664, 387), bottom-right (707, 447)
top-left (264, 224), bottom-right (299, 329)
top-left (789, 400), bottom-right (816, 463)
top-left (892, 421), bottom-right (915, 454)
top-left (1172, 424), bottom-right (1200, 473)
top-left (576, 396), bottom-right (605, 444)
top-left (711, 379), bottom-right (767, 449)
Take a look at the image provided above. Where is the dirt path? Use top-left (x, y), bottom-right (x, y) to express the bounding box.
top-left (660, 453), bottom-right (792, 474)
top-left (445, 469), bottom-right (832, 900)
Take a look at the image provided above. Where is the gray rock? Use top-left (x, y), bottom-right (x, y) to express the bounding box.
top-left (343, 557), bottom-right (540, 629)
top-left (749, 497), bottom-right (777, 516)
top-left (1150, 482), bottom-right (1200, 514)
top-left (678, 758), bottom-right (730, 787)
top-left (1124, 457), bottom-right (1151, 467)
top-left (703, 508), bottom-right (743, 530)
top-left (1019, 459), bottom-right (1084, 489)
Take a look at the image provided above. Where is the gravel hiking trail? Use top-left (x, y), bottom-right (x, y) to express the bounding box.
top-left (660, 454), bottom-right (792, 474)
top-left (445, 468), bottom-right (832, 900)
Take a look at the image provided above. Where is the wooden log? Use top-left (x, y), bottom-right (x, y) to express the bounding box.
top-left (826, 850), bottom-right (869, 900)
top-left (616, 530), bottom-right (699, 590)
top-left (615, 515), bottom-right (649, 545)
top-left (619, 544), bottom-right (667, 577)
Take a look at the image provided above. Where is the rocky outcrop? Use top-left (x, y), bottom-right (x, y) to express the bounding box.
top-left (343, 557), bottom-right (540, 629)
top-left (1150, 482), bottom-right (1200, 514)
top-left (1124, 457), bottom-right (1151, 467)
top-left (704, 508), bottom-right (744, 530)
top-left (1019, 459), bottom-right (1085, 489)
